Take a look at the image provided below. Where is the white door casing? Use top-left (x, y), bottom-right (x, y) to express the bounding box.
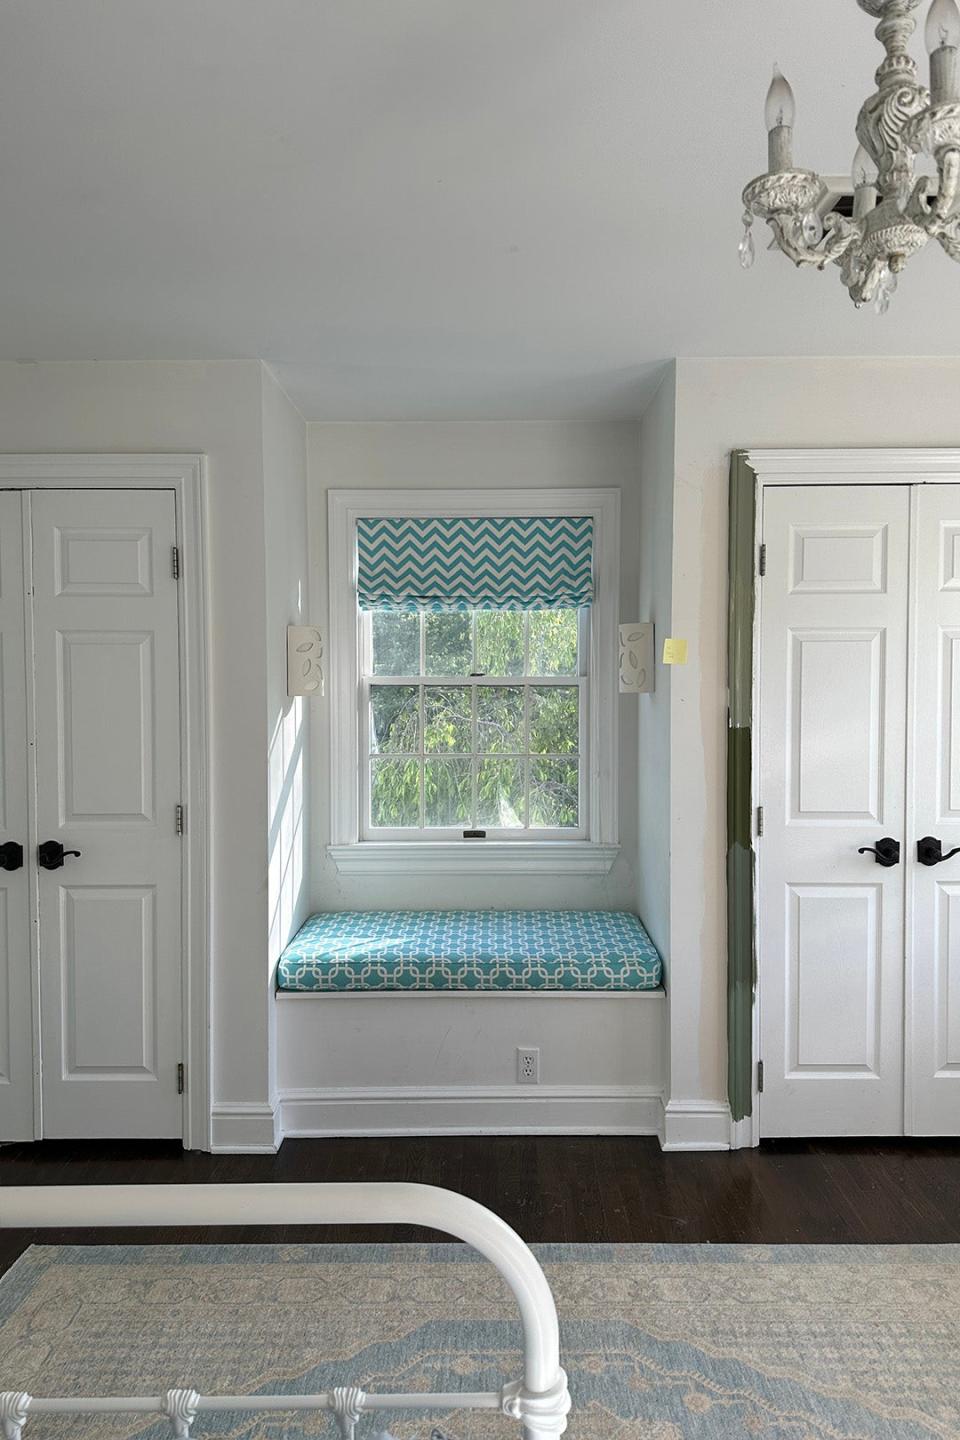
top-left (0, 492), bottom-right (34, 1141)
top-left (758, 485), bottom-right (910, 1138)
top-left (29, 489), bottom-right (183, 1139)
top-left (908, 484), bottom-right (960, 1135)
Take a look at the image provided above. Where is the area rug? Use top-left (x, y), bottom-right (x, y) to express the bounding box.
top-left (1, 1242), bottom-right (958, 1440)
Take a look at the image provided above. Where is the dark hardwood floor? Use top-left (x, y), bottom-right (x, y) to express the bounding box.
top-left (2, 1135), bottom-right (959, 1277)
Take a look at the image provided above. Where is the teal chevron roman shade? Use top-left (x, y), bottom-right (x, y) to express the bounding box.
top-left (356, 514), bottom-right (594, 611)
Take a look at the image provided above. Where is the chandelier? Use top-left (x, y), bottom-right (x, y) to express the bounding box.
top-left (741, 0), bottom-right (960, 313)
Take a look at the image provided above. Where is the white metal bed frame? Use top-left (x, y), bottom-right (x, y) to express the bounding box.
top-left (0, 1182), bottom-right (570, 1440)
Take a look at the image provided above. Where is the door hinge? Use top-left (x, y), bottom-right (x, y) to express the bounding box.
top-left (177, 1062), bottom-right (185, 1095)
top-left (171, 545), bottom-right (180, 580)
top-left (756, 805), bottom-right (764, 837)
top-left (757, 1059), bottom-right (764, 1094)
top-left (758, 543), bottom-right (767, 576)
top-left (175, 803), bottom-right (185, 836)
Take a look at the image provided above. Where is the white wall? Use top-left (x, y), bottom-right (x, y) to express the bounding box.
top-left (262, 367), bottom-right (310, 1116)
top-left (307, 421), bottom-right (641, 911)
top-left (0, 360), bottom-right (275, 1144)
top-left (636, 367), bottom-right (675, 1116)
top-left (636, 367), bottom-right (674, 958)
top-left (668, 356), bottom-right (960, 1126)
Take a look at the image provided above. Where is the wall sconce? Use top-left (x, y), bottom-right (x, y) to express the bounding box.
top-left (287, 625), bottom-right (324, 697)
top-left (619, 623), bottom-right (655, 694)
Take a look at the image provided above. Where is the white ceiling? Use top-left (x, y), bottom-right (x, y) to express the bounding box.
top-left (2, 0), bottom-right (957, 419)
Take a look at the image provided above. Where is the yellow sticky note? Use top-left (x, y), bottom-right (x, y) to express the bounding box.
top-left (662, 637), bottom-right (688, 666)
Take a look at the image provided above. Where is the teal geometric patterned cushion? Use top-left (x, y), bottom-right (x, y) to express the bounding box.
top-left (277, 910), bottom-right (662, 992)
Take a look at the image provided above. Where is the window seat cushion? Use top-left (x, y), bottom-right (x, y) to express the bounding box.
top-left (276, 909), bottom-right (662, 993)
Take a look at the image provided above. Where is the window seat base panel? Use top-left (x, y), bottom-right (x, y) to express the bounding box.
top-left (277, 909), bottom-right (663, 993)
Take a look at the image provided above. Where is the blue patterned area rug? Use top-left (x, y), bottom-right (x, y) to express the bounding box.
top-left (1, 1242), bottom-right (958, 1440)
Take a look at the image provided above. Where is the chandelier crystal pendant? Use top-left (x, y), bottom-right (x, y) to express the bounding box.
top-left (741, 0), bottom-right (960, 313)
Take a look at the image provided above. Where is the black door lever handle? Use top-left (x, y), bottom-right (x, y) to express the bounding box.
top-left (918, 836), bottom-right (960, 866)
top-left (858, 837), bottom-right (901, 867)
top-left (37, 840), bottom-right (82, 870)
top-left (0, 841), bottom-right (23, 871)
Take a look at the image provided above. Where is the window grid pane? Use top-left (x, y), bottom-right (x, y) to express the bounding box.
top-left (366, 608), bottom-right (583, 834)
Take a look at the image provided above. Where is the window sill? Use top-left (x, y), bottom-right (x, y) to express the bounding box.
top-left (327, 841), bottom-right (620, 877)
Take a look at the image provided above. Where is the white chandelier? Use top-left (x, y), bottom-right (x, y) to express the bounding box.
top-left (741, 0), bottom-right (960, 313)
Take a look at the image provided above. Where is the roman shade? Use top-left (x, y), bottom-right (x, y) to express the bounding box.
top-left (356, 514), bottom-right (594, 611)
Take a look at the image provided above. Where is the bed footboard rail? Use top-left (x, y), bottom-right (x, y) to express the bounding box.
top-left (0, 1181), bottom-right (570, 1440)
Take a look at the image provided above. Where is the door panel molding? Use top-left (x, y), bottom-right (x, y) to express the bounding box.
top-left (933, 881), bottom-right (960, 1074)
top-left (61, 884), bottom-right (158, 1079)
top-left (786, 883), bottom-right (883, 1075)
top-left (788, 627), bottom-right (885, 823)
top-left (0, 456), bottom-right (210, 1150)
top-left (58, 629), bottom-right (156, 824)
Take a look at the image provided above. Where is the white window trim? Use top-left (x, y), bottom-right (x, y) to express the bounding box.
top-left (328, 487), bottom-right (620, 876)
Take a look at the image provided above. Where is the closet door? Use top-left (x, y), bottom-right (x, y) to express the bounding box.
top-left (30, 490), bottom-right (183, 1138)
top-left (758, 485), bottom-right (910, 1137)
top-left (0, 492), bottom-right (35, 1141)
top-left (909, 484), bottom-right (960, 1134)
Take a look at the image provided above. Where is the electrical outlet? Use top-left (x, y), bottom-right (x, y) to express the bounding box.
top-left (517, 1046), bottom-right (540, 1085)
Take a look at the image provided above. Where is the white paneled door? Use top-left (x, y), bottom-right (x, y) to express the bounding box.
top-left (759, 481), bottom-right (960, 1138)
top-left (909, 485), bottom-right (960, 1135)
top-left (0, 489), bottom-right (183, 1142)
top-left (0, 494), bottom-right (34, 1141)
top-left (759, 486), bottom-right (911, 1137)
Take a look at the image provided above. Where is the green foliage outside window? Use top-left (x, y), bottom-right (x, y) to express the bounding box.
top-left (366, 608), bottom-right (582, 831)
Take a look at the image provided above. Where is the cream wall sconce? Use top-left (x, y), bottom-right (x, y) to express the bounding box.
top-left (287, 625), bottom-right (324, 697)
top-left (619, 623), bottom-right (655, 694)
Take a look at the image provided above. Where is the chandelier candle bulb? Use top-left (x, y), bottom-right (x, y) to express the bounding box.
top-left (928, 0), bottom-right (960, 103)
top-left (765, 66), bottom-right (796, 171)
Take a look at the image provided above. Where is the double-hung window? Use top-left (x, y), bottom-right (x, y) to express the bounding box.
top-left (327, 491), bottom-right (620, 874)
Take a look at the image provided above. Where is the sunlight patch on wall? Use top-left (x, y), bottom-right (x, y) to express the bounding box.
top-left (269, 695), bottom-right (306, 964)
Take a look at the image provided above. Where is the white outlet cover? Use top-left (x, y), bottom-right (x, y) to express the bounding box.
top-left (517, 1046), bottom-right (540, 1084)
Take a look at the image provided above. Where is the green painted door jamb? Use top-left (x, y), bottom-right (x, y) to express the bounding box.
top-left (727, 452), bottom-right (758, 1123)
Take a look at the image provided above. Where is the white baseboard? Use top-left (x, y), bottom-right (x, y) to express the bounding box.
top-left (728, 1113), bottom-right (759, 1149)
top-left (210, 1101), bottom-right (280, 1153)
top-left (209, 1091), bottom-right (738, 1150)
top-left (210, 1092), bottom-right (734, 1151)
top-left (660, 1098), bottom-right (732, 1151)
top-left (278, 1084), bottom-right (663, 1137)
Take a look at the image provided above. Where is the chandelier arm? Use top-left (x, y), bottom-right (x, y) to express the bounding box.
top-left (904, 149), bottom-right (960, 231)
top-left (767, 213), bottom-right (860, 269)
top-left (821, 213), bottom-right (863, 259)
top-left (936, 221), bottom-right (960, 260)
top-left (905, 172), bottom-right (936, 222)
top-left (934, 148), bottom-right (960, 218)
top-left (742, 170), bottom-right (859, 270)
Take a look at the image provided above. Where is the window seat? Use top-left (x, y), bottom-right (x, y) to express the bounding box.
top-left (276, 909), bottom-right (663, 993)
